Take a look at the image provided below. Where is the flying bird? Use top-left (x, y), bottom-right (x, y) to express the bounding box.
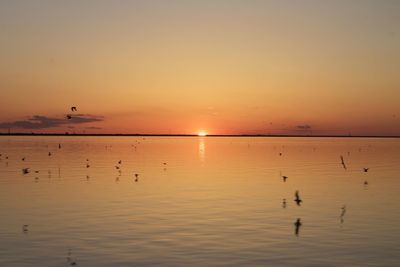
top-left (294, 190), bottom-right (302, 206)
top-left (22, 168), bottom-right (30, 174)
top-left (71, 107), bottom-right (77, 112)
top-left (66, 115), bottom-right (72, 120)
top-left (363, 168), bottom-right (369, 172)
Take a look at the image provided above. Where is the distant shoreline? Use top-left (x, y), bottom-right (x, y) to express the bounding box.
top-left (0, 133), bottom-right (399, 138)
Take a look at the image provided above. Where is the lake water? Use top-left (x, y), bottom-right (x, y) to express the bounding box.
top-left (0, 136), bottom-right (399, 267)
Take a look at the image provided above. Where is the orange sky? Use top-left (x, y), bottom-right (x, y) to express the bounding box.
top-left (0, 1), bottom-right (399, 135)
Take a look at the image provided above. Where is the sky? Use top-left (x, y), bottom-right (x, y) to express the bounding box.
top-left (0, 0), bottom-right (399, 135)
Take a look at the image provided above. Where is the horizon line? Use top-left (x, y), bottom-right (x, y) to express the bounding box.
top-left (0, 133), bottom-right (399, 138)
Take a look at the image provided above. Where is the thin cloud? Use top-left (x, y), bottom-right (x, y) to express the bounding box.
top-left (296, 124), bottom-right (312, 130)
top-left (0, 115), bottom-right (103, 129)
top-left (85, 126), bottom-right (102, 130)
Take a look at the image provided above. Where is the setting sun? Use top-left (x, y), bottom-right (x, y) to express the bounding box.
top-left (198, 131), bottom-right (207, 137)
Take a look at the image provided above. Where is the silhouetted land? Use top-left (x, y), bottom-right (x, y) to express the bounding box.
top-left (0, 133), bottom-right (399, 138)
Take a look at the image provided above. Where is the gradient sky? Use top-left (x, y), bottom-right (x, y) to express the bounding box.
top-left (0, 0), bottom-right (399, 135)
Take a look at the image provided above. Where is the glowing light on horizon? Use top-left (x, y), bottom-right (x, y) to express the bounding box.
top-left (198, 131), bottom-right (207, 137)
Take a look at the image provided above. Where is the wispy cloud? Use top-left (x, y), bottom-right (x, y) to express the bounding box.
top-left (296, 124), bottom-right (312, 130)
top-left (0, 115), bottom-right (103, 129)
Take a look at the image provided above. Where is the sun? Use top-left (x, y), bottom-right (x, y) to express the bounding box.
top-left (198, 131), bottom-right (207, 137)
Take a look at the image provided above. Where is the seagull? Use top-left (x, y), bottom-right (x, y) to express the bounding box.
top-left (294, 190), bottom-right (302, 206)
top-left (71, 107), bottom-right (77, 112)
top-left (340, 155), bottom-right (347, 170)
top-left (294, 218), bottom-right (302, 236)
top-left (22, 168), bottom-right (30, 174)
top-left (363, 168), bottom-right (369, 172)
top-left (115, 166), bottom-right (120, 170)
top-left (66, 115), bottom-right (72, 120)
top-left (282, 175), bottom-right (288, 182)
top-left (118, 160), bottom-right (122, 164)
top-left (22, 225), bottom-right (29, 232)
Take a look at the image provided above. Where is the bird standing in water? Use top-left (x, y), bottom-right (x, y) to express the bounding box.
top-left (340, 155), bottom-right (347, 170)
top-left (294, 218), bottom-right (302, 236)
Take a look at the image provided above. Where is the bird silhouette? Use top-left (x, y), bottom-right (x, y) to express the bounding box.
top-left (282, 175), bottom-right (288, 182)
top-left (22, 224), bottom-right (29, 232)
top-left (340, 155), bottom-right (347, 170)
top-left (340, 205), bottom-right (346, 223)
top-left (71, 107), bottom-right (77, 112)
top-left (363, 168), bottom-right (369, 172)
top-left (22, 168), bottom-right (30, 174)
top-left (294, 190), bottom-right (302, 206)
top-left (282, 198), bottom-right (287, 208)
top-left (294, 218), bottom-right (302, 236)
top-left (66, 115), bottom-right (72, 120)
top-left (118, 160), bottom-right (122, 164)
top-left (48, 152), bottom-right (52, 156)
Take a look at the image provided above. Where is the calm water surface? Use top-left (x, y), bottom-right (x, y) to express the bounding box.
top-left (0, 136), bottom-right (399, 266)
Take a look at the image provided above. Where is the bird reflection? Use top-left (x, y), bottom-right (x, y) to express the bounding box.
top-left (294, 218), bottom-right (302, 236)
top-left (340, 205), bottom-right (346, 223)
